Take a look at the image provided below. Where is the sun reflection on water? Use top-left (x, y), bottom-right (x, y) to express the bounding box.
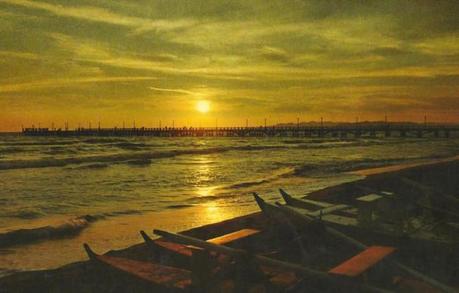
top-left (201, 201), bottom-right (229, 223)
top-left (193, 155), bottom-right (217, 197)
top-left (190, 154), bottom-right (234, 222)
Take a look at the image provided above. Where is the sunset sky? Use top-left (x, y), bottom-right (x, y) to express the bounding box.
top-left (1, 0), bottom-right (458, 131)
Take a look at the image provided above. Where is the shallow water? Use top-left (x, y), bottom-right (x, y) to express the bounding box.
top-left (0, 134), bottom-right (458, 274)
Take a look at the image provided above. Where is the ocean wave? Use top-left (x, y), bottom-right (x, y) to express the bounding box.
top-left (0, 209), bottom-right (144, 248)
top-left (10, 210), bottom-right (46, 220)
top-left (126, 159), bottom-right (152, 166)
top-left (68, 163), bottom-right (110, 170)
top-left (294, 137), bottom-right (435, 150)
top-left (112, 142), bottom-right (149, 150)
top-left (181, 167), bottom-right (295, 205)
top-left (0, 216), bottom-right (93, 248)
top-left (166, 204), bottom-right (194, 209)
top-left (0, 140), bottom-right (79, 146)
top-left (225, 167), bottom-right (295, 189)
top-left (103, 209), bottom-right (142, 216)
top-left (294, 140), bottom-right (377, 150)
top-left (0, 145), bottom-right (288, 171)
top-left (0, 147), bottom-right (25, 154)
top-left (293, 158), bottom-right (417, 176)
top-left (82, 138), bottom-right (128, 144)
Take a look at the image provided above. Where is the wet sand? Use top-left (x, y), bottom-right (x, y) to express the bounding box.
top-left (0, 204), bottom-right (257, 276)
top-left (352, 154), bottom-right (459, 176)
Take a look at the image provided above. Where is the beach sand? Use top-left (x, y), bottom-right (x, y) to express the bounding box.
top-left (352, 154), bottom-right (459, 176)
top-left (0, 203), bottom-right (257, 275)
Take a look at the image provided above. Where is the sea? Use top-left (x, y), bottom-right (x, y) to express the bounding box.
top-left (0, 134), bottom-right (458, 276)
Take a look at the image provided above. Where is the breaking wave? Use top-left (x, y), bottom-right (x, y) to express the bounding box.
top-left (0, 216), bottom-right (95, 248)
top-left (0, 209), bottom-right (144, 248)
top-left (225, 167), bottom-right (295, 189)
top-left (0, 145), bottom-right (286, 171)
top-left (292, 157), bottom-right (442, 176)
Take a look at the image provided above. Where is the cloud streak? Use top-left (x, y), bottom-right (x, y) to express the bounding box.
top-left (150, 86), bottom-right (195, 96)
top-left (1, 0), bottom-right (194, 32)
top-left (0, 76), bottom-right (157, 93)
top-left (0, 0), bottom-right (459, 130)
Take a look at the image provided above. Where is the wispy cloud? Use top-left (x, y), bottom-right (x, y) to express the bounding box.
top-left (1, 0), bottom-right (194, 33)
top-left (150, 86), bottom-right (195, 95)
top-left (0, 50), bottom-right (38, 60)
top-left (0, 76), bottom-right (157, 93)
top-left (1, 0), bottom-right (459, 130)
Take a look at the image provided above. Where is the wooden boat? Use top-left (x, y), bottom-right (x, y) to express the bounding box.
top-left (80, 193), bottom-right (456, 293)
top-left (2, 159), bottom-right (458, 292)
top-left (277, 184), bottom-right (459, 273)
top-left (253, 193), bottom-right (455, 293)
top-left (271, 160), bottom-right (459, 285)
top-left (82, 214), bottom-right (308, 292)
top-left (84, 243), bottom-right (192, 292)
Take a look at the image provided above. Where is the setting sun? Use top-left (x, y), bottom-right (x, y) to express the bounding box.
top-left (196, 100), bottom-right (210, 113)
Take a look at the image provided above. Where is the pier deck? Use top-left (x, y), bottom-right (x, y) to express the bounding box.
top-left (22, 125), bottom-right (459, 138)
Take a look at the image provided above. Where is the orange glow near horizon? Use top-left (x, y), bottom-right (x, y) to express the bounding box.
top-left (1, 1), bottom-right (459, 132)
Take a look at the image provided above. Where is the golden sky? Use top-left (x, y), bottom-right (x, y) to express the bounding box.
top-left (1, 0), bottom-right (459, 131)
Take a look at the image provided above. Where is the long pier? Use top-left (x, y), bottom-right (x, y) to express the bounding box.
top-left (22, 124), bottom-right (459, 138)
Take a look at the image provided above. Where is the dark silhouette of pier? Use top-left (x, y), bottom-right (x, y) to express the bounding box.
top-left (22, 123), bottom-right (459, 138)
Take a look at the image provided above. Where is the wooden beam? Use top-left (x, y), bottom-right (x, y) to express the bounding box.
top-left (153, 229), bottom-right (390, 293)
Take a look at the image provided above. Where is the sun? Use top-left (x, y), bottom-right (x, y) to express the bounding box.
top-left (196, 100), bottom-right (210, 113)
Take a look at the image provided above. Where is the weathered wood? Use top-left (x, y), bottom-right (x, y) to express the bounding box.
top-left (153, 229), bottom-right (391, 293)
top-left (83, 243), bottom-right (191, 290)
top-left (259, 196), bottom-right (456, 293)
top-left (280, 188), bottom-right (334, 208)
top-left (141, 228), bottom-right (260, 258)
top-left (280, 189), bottom-right (350, 217)
top-left (401, 177), bottom-right (459, 206)
top-left (279, 204), bottom-right (358, 226)
top-left (329, 246), bottom-right (396, 277)
top-left (206, 229), bottom-right (260, 245)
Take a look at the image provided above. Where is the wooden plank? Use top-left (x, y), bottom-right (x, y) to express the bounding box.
top-left (142, 228), bottom-right (260, 259)
top-left (289, 205), bottom-right (351, 218)
top-left (269, 272), bottom-right (298, 287)
top-left (280, 188), bottom-right (334, 208)
top-left (329, 246), bottom-right (396, 277)
top-left (356, 194), bottom-right (383, 202)
top-left (260, 196), bottom-right (456, 293)
top-left (154, 240), bottom-right (193, 257)
top-left (297, 198), bottom-right (334, 208)
top-left (321, 214), bottom-right (359, 226)
top-left (206, 228), bottom-right (259, 245)
top-left (154, 229), bottom-right (392, 293)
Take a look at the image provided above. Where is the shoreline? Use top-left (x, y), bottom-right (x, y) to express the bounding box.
top-left (0, 204), bottom-right (258, 277)
top-left (351, 154), bottom-right (459, 176)
top-left (1, 154), bottom-right (458, 282)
